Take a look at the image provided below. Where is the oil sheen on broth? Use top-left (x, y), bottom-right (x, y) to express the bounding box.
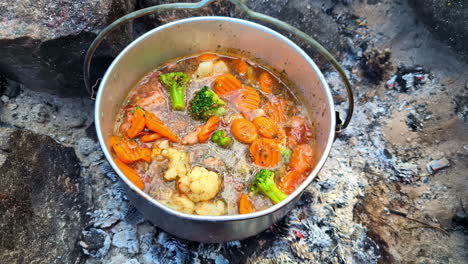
top-left (110, 53), bottom-right (316, 216)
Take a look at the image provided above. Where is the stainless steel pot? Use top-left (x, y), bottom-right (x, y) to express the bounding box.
top-left (86, 0), bottom-right (353, 243)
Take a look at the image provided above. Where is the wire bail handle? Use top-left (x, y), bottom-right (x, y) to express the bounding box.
top-left (83, 0), bottom-right (353, 132)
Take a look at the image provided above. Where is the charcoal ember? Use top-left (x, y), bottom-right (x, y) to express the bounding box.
top-left (453, 95), bottom-right (468, 121)
top-left (406, 104), bottom-right (432, 131)
top-left (0, 75), bottom-right (22, 98)
top-left (124, 205), bottom-right (145, 225)
top-left (0, 129), bottom-right (87, 263)
top-left (360, 48), bottom-right (393, 84)
top-left (452, 211), bottom-right (468, 228)
top-left (80, 228), bottom-right (111, 258)
top-left (426, 158), bottom-right (450, 174)
top-left (394, 162), bottom-right (418, 183)
top-left (386, 65), bottom-right (429, 92)
top-left (112, 222), bottom-right (139, 254)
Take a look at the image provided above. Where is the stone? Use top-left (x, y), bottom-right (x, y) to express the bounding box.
top-left (241, 0), bottom-right (344, 64)
top-left (0, 76), bottom-right (23, 98)
top-left (140, 0), bottom-right (343, 65)
top-left (408, 0), bottom-right (468, 57)
top-left (0, 129), bottom-right (87, 263)
top-left (77, 137), bottom-right (97, 156)
top-left (0, 0), bottom-right (137, 97)
top-left (426, 158), bottom-right (450, 174)
top-left (31, 103), bottom-right (50, 123)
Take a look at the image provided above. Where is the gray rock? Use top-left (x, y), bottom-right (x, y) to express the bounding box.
top-left (0, 129), bottom-right (87, 263)
top-left (78, 137), bottom-right (97, 156)
top-left (241, 0), bottom-right (344, 63)
top-left (31, 103), bottom-right (50, 123)
top-left (408, 0), bottom-right (468, 57)
top-left (140, 0), bottom-right (343, 65)
top-left (0, 0), bottom-right (137, 97)
top-left (426, 158), bottom-right (450, 174)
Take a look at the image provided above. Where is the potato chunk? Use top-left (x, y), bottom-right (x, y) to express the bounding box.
top-left (160, 147), bottom-right (189, 181)
top-left (178, 166), bottom-right (221, 202)
top-left (195, 200), bottom-right (227, 216)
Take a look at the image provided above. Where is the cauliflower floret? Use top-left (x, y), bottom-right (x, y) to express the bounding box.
top-left (178, 166), bottom-right (221, 202)
top-left (165, 193), bottom-right (195, 214)
top-left (195, 200), bottom-right (227, 216)
top-left (194, 61), bottom-right (214, 78)
top-left (160, 147), bottom-right (189, 181)
top-left (213, 61), bottom-right (229, 74)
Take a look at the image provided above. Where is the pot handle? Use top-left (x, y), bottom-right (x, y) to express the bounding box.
top-left (84, 0), bottom-right (353, 132)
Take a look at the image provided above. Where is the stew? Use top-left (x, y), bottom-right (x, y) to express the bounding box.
top-left (111, 53), bottom-right (316, 215)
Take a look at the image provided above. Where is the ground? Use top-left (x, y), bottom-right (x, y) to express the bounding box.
top-left (0, 1), bottom-right (466, 263)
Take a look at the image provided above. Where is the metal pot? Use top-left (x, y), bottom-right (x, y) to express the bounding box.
top-left (87, 0), bottom-right (353, 243)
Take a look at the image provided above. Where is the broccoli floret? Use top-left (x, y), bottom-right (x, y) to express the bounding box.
top-left (211, 130), bottom-right (233, 148)
top-left (250, 169), bottom-right (288, 204)
top-left (280, 146), bottom-right (292, 163)
top-left (189, 86), bottom-right (226, 121)
top-left (159, 72), bottom-right (190, 111)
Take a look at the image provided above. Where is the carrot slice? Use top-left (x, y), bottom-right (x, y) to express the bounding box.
top-left (278, 144), bottom-right (314, 194)
top-left (231, 118), bottom-right (258, 144)
top-left (140, 133), bottom-right (162, 142)
top-left (278, 170), bottom-right (304, 194)
top-left (109, 136), bottom-right (150, 163)
top-left (264, 98), bottom-right (292, 123)
top-left (234, 86), bottom-right (261, 112)
top-left (253, 116), bottom-right (279, 139)
top-left (288, 144), bottom-right (314, 173)
top-left (145, 111), bottom-right (179, 142)
top-left (259, 72), bottom-right (273, 94)
top-left (127, 107), bottom-right (146, 138)
top-left (198, 53), bottom-right (219, 61)
top-left (114, 158), bottom-right (145, 190)
top-left (213, 73), bottom-right (242, 97)
top-left (249, 138), bottom-right (280, 168)
top-left (239, 194), bottom-right (255, 214)
top-left (197, 116), bottom-right (221, 143)
top-left (235, 59), bottom-right (248, 75)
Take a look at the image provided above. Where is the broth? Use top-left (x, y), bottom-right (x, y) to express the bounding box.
top-left (110, 53), bottom-right (317, 216)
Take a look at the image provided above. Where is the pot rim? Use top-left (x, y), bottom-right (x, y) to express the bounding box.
top-left (95, 16), bottom-right (335, 222)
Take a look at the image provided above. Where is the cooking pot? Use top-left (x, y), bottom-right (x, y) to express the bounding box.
top-left (85, 0), bottom-right (353, 242)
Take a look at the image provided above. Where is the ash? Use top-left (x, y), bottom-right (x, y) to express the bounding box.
top-left (1, 1), bottom-right (467, 264)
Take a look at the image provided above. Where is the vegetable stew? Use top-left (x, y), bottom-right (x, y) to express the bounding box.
top-left (111, 53), bottom-right (317, 215)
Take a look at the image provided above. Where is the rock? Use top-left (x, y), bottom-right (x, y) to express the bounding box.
top-left (241, 0), bottom-right (344, 63)
top-left (31, 103), bottom-right (50, 123)
top-left (0, 75), bottom-right (22, 98)
top-left (426, 158), bottom-right (450, 174)
top-left (408, 0), bottom-right (468, 57)
top-left (0, 0), bottom-right (137, 97)
top-left (77, 137), bottom-right (97, 156)
top-left (140, 0), bottom-right (343, 65)
top-left (0, 95), bottom-right (8, 103)
top-left (0, 129), bottom-right (87, 263)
